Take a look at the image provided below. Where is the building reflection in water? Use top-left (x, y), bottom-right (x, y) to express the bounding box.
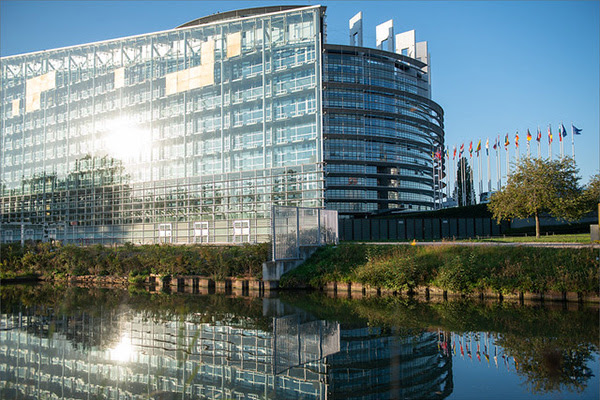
top-left (0, 298), bottom-right (453, 399)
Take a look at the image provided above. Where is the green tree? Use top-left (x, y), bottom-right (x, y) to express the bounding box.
top-left (488, 157), bottom-right (584, 238)
top-left (582, 173), bottom-right (600, 213)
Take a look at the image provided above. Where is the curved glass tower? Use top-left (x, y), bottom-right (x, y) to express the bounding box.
top-left (323, 43), bottom-right (444, 216)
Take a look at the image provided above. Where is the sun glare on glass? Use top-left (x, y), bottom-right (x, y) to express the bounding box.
top-left (109, 334), bottom-right (135, 363)
top-left (102, 118), bottom-right (152, 162)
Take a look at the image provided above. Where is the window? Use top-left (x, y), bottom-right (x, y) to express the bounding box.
top-left (233, 220), bottom-right (250, 243)
top-left (193, 222), bottom-right (209, 243)
top-left (158, 223), bottom-right (172, 243)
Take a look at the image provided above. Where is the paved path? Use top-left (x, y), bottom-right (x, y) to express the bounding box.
top-left (356, 241), bottom-right (600, 249)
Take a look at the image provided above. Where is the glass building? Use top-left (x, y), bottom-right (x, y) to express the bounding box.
top-left (0, 5), bottom-right (445, 244)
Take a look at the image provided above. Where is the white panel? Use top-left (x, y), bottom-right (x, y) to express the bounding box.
top-left (416, 41), bottom-right (429, 65)
top-left (25, 71), bottom-right (55, 113)
top-left (227, 32), bottom-right (242, 58)
top-left (114, 67), bottom-right (125, 89)
top-left (375, 19), bottom-right (394, 51)
top-left (12, 99), bottom-right (20, 117)
top-left (395, 30), bottom-right (415, 58)
top-left (349, 11), bottom-right (363, 47)
top-left (165, 70), bottom-right (178, 95)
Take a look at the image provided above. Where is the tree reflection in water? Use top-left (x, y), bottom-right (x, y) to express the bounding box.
top-left (497, 335), bottom-right (596, 395)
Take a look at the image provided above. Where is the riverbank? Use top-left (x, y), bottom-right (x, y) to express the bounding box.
top-left (279, 243), bottom-right (600, 300)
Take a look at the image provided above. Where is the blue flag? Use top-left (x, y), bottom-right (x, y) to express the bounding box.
top-left (572, 125), bottom-right (582, 135)
top-left (560, 123), bottom-right (567, 137)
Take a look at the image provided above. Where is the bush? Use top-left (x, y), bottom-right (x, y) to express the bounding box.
top-left (0, 242), bottom-right (270, 280)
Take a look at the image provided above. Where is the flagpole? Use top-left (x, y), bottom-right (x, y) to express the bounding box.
top-left (527, 136), bottom-right (530, 158)
top-left (505, 142), bottom-right (510, 182)
top-left (470, 166), bottom-right (474, 205)
top-left (548, 125), bottom-right (552, 160)
top-left (439, 150), bottom-right (442, 208)
top-left (432, 145), bottom-right (436, 209)
top-left (486, 140), bottom-right (491, 192)
top-left (560, 122), bottom-right (564, 160)
top-left (515, 131), bottom-right (521, 163)
top-left (462, 157), bottom-right (466, 206)
top-left (454, 154), bottom-right (457, 203)
top-left (437, 150), bottom-right (442, 208)
top-left (571, 123), bottom-right (575, 160)
top-left (497, 136), bottom-right (502, 189)
top-left (446, 147), bottom-right (450, 202)
top-left (453, 155), bottom-right (457, 205)
top-left (537, 126), bottom-right (541, 159)
top-left (478, 149), bottom-right (482, 200)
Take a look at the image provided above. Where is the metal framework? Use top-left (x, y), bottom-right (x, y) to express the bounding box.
top-left (271, 205), bottom-right (338, 261)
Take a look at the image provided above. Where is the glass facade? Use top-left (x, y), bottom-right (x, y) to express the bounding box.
top-left (1, 5), bottom-right (446, 244)
top-left (0, 6), bottom-right (325, 244)
top-left (323, 45), bottom-right (445, 215)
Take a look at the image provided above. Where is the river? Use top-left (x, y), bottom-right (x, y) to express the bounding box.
top-left (0, 284), bottom-right (598, 399)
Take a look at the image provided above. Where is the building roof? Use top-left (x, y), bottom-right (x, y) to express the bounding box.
top-left (176, 6), bottom-right (310, 28)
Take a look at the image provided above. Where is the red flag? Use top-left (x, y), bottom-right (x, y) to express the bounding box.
top-left (453, 146), bottom-right (457, 159)
top-left (536, 128), bottom-right (542, 142)
top-left (515, 132), bottom-right (519, 148)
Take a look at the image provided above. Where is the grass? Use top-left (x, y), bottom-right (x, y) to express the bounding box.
top-left (348, 233), bottom-right (594, 244)
top-left (462, 233), bottom-right (593, 243)
top-left (279, 243), bottom-right (599, 294)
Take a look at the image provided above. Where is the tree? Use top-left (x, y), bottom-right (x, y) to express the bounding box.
top-left (488, 157), bottom-right (584, 238)
top-left (453, 157), bottom-right (476, 206)
top-left (582, 173), bottom-right (600, 212)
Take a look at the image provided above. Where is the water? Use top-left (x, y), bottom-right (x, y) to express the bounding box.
top-left (0, 284), bottom-right (598, 400)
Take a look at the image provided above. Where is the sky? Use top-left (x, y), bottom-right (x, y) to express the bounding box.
top-left (1, 0), bottom-right (599, 185)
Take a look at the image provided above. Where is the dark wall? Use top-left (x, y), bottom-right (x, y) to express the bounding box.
top-left (339, 217), bottom-right (508, 241)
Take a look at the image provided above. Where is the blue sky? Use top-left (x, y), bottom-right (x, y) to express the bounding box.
top-left (1, 0), bottom-right (598, 184)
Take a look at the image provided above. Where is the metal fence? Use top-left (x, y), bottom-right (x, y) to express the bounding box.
top-left (272, 206), bottom-right (338, 261)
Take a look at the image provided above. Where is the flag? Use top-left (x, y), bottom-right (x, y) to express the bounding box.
top-left (492, 138), bottom-right (497, 150)
top-left (476, 139), bottom-right (481, 153)
top-left (515, 132), bottom-right (519, 148)
top-left (459, 143), bottom-right (464, 156)
top-left (485, 138), bottom-right (489, 155)
top-left (558, 124), bottom-right (563, 142)
top-left (526, 129), bottom-right (532, 142)
top-left (504, 134), bottom-right (509, 147)
top-left (548, 125), bottom-right (553, 144)
top-left (445, 148), bottom-right (449, 159)
top-left (469, 141), bottom-right (473, 154)
top-left (561, 123), bottom-right (567, 138)
top-left (453, 146), bottom-right (457, 159)
top-left (572, 125), bottom-right (582, 135)
top-left (536, 127), bottom-right (541, 142)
